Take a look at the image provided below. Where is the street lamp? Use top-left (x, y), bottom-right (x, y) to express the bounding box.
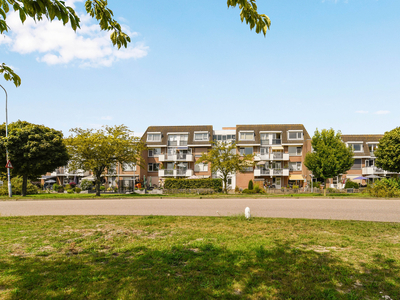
top-left (0, 84), bottom-right (12, 197)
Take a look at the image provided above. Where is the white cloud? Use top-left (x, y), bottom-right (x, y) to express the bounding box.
top-left (374, 110), bottom-right (390, 115)
top-left (2, 10), bottom-right (148, 67)
top-left (101, 116), bottom-right (113, 120)
top-left (355, 110), bottom-right (368, 114)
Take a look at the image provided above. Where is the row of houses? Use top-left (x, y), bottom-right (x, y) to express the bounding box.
top-left (43, 124), bottom-right (397, 190)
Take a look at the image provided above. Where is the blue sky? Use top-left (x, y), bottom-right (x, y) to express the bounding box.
top-left (1, 0), bottom-right (399, 137)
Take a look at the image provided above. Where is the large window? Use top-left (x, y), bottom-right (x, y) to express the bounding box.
top-left (148, 148), bottom-right (161, 157)
top-left (147, 133), bottom-right (161, 142)
top-left (148, 163), bottom-right (160, 172)
top-left (240, 147), bottom-right (253, 155)
top-left (288, 146), bottom-right (302, 156)
top-left (194, 133), bottom-right (209, 141)
top-left (289, 162), bottom-right (302, 171)
top-left (122, 163), bottom-right (136, 172)
top-left (349, 143), bottom-right (363, 152)
top-left (195, 163), bottom-right (208, 172)
top-left (239, 131), bottom-right (254, 141)
top-left (288, 131), bottom-right (303, 140)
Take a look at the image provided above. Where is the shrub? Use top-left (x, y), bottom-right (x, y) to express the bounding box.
top-left (254, 185), bottom-right (261, 193)
top-left (312, 181), bottom-right (321, 189)
top-left (235, 186), bottom-right (240, 194)
top-left (107, 187), bottom-right (113, 191)
top-left (345, 180), bottom-right (359, 189)
top-left (53, 183), bottom-right (60, 191)
top-left (368, 178), bottom-right (400, 198)
top-left (164, 178), bottom-right (222, 192)
top-left (242, 189), bottom-right (256, 194)
top-left (0, 176), bottom-right (38, 195)
top-left (114, 187), bottom-right (118, 192)
top-left (293, 185), bottom-right (299, 189)
top-left (100, 186), bottom-right (105, 191)
top-left (248, 180), bottom-right (253, 190)
top-left (64, 184), bottom-right (71, 190)
top-left (66, 189), bottom-right (74, 194)
top-left (69, 182), bottom-right (77, 188)
top-left (80, 179), bottom-right (93, 190)
top-left (74, 187), bottom-right (82, 193)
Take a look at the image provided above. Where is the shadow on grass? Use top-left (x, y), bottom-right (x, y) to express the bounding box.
top-left (1, 241), bottom-right (399, 299)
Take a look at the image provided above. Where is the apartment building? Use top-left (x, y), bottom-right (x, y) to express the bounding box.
top-left (130, 124), bottom-right (312, 190)
top-left (235, 124), bottom-right (312, 189)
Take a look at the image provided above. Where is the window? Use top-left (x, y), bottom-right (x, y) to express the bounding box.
top-left (368, 144), bottom-right (378, 155)
top-left (240, 147), bottom-right (253, 155)
top-left (351, 159), bottom-right (362, 170)
top-left (289, 162), bottom-right (302, 171)
top-left (194, 133), bottom-right (209, 141)
top-left (242, 166), bottom-right (253, 172)
top-left (148, 163), bottom-right (160, 172)
top-left (195, 163), bottom-right (208, 172)
top-left (349, 143), bottom-right (363, 152)
top-left (148, 148), bottom-right (161, 157)
top-left (147, 133), bottom-right (161, 142)
top-left (239, 131), bottom-right (254, 141)
top-left (288, 131), bottom-right (303, 140)
top-left (288, 146), bottom-right (302, 156)
top-left (122, 163), bottom-right (136, 172)
top-left (260, 147), bottom-right (269, 155)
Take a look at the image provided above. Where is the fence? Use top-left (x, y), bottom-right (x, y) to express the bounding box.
top-left (164, 188), bottom-right (215, 195)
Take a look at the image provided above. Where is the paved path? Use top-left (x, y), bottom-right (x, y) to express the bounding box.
top-left (1, 198), bottom-right (399, 222)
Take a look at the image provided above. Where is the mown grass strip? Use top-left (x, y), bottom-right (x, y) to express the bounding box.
top-left (0, 216), bottom-right (399, 299)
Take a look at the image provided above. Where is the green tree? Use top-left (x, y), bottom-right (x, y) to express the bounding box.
top-left (375, 127), bottom-right (400, 174)
top-left (1, 0), bottom-right (270, 87)
top-left (65, 125), bottom-right (145, 196)
top-left (196, 142), bottom-right (254, 194)
top-left (304, 129), bottom-right (354, 196)
top-left (0, 120), bottom-right (69, 196)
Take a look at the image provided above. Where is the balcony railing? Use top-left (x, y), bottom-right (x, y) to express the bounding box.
top-left (260, 140), bottom-right (270, 146)
top-left (167, 141), bottom-right (188, 146)
top-left (158, 169), bottom-right (194, 177)
top-left (254, 168), bottom-right (289, 176)
top-left (158, 154), bottom-right (193, 162)
top-left (254, 154), bottom-right (269, 161)
top-left (272, 139), bottom-right (281, 145)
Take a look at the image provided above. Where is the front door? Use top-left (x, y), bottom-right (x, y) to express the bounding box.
top-left (275, 177), bottom-right (281, 189)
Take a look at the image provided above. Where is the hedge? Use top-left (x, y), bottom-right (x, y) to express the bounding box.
top-left (164, 178), bottom-right (222, 192)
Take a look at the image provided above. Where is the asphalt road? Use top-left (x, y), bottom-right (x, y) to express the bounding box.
top-left (1, 198), bottom-right (399, 222)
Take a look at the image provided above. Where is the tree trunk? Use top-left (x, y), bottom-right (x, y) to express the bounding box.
top-left (324, 178), bottom-right (327, 197)
top-left (22, 174), bottom-right (28, 197)
top-left (223, 174), bottom-right (228, 194)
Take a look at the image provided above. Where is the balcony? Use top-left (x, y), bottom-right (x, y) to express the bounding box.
top-left (158, 154), bottom-right (193, 162)
top-left (362, 166), bottom-right (387, 175)
top-left (254, 168), bottom-right (289, 176)
top-left (254, 154), bottom-right (269, 161)
top-left (270, 153), bottom-right (289, 160)
top-left (167, 141), bottom-right (188, 147)
top-left (158, 169), bottom-right (194, 177)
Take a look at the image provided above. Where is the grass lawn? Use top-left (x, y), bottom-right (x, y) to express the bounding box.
top-left (0, 192), bottom-right (377, 201)
top-left (0, 216), bottom-right (399, 299)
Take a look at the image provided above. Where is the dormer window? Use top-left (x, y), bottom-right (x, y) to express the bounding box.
top-left (194, 132), bottom-right (209, 141)
top-left (348, 143), bottom-right (363, 152)
top-left (288, 131), bottom-right (303, 140)
top-left (147, 133), bottom-right (161, 142)
top-left (239, 131), bottom-right (255, 141)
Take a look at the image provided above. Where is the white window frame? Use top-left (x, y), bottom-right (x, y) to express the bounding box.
top-left (148, 163), bottom-right (160, 172)
top-left (239, 131), bottom-right (255, 141)
top-left (287, 131), bottom-right (303, 140)
top-left (289, 162), bottom-right (302, 171)
top-left (195, 162), bottom-right (209, 172)
top-left (148, 148), bottom-right (161, 157)
top-left (194, 132), bottom-right (209, 141)
top-left (240, 147), bottom-right (253, 156)
top-left (122, 163), bottom-right (136, 172)
top-left (147, 132), bottom-right (161, 142)
top-left (288, 146), bottom-right (302, 156)
top-left (348, 142), bottom-right (363, 152)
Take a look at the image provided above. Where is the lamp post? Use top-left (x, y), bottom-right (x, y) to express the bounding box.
top-left (0, 84), bottom-right (12, 197)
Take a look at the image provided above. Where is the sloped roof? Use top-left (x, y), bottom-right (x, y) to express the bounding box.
top-left (142, 125), bottom-right (213, 145)
top-left (341, 134), bottom-right (383, 156)
top-left (235, 124), bottom-right (311, 144)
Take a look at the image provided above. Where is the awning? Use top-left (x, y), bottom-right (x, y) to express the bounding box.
top-left (271, 146), bottom-right (284, 150)
top-left (289, 175), bottom-right (303, 180)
